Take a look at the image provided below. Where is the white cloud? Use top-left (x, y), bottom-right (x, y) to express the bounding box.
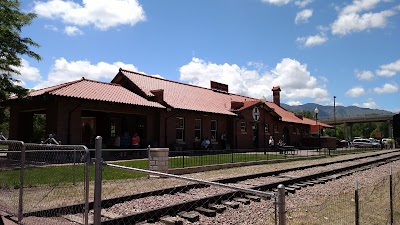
top-left (261, 0), bottom-right (291, 6)
top-left (179, 57), bottom-right (329, 104)
top-left (355, 70), bottom-right (374, 80)
top-left (32, 58), bottom-right (139, 89)
top-left (295, 9), bottom-right (313, 24)
top-left (44, 24), bottom-right (58, 31)
top-left (64, 26), bottom-right (84, 36)
top-left (342, 0), bottom-right (381, 15)
top-left (296, 34), bottom-right (328, 47)
top-left (376, 59), bottom-right (400, 77)
top-left (331, 0), bottom-right (399, 36)
top-left (373, 83), bottom-right (398, 94)
top-left (11, 59), bottom-right (42, 86)
top-left (33, 0), bottom-right (146, 30)
top-left (295, 0), bottom-right (313, 8)
top-left (262, 0), bottom-right (314, 7)
top-left (286, 101), bottom-right (302, 106)
top-left (362, 98), bottom-right (377, 109)
top-left (346, 86), bottom-right (366, 97)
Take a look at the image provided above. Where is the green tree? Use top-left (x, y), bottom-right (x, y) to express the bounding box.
top-left (290, 110), bottom-right (314, 119)
top-left (0, 108), bottom-right (9, 137)
top-left (0, 1), bottom-right (41, 101)
top-left (0, 0), bottom-right (41, 131)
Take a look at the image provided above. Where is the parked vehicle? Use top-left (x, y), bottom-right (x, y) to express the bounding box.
top-left (352, 138), bottom-right (381, 148)
top-left (381, 138), bottom-right (393, 144)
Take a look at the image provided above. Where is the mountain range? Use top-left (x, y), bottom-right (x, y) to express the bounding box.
top-left (281, 103), bottom-right (394, 119)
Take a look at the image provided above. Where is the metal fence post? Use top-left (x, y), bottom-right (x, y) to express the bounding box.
top-left (84, 147), bottom-right (90, 225)
top-left (148, 145), bottom-right (151, 179)
top-left (277, 184), bottom-right (286, 225)
top-left (18, 143), bottom-right (26, 223)
top-left (73, 148), bottom-right (76, 185)
top-left (182, 152), bottom-right (185, 168)
top-left (355, 181), bottom-right (359, 225)
top-left (93, 136), bottom-right (103, 225)
top-left (390, 167), bottom-right (393, 225)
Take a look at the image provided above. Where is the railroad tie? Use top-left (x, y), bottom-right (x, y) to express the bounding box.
top-left (295, 183), bottom-right (308, 187)
top-left (284, 187), bottom-right (296, 194)
top-left (101, 210), bottom-right (121, 219)
top-left (62, 214), bottom-right (92, 225)
top-left (314, 179), bottom-right (326, 184)
top-left (159, 216), bottom-right (184, 225)
top-left (329, 174), bottom-right (342, 179)
top-left (177, 211), bottom-right (200, 222)
top-left (288, 185), bottom-right (301, 190)
top-left (221, 200), bottom-right (240, 209)
top-left (233, 197), bottom-right (251, 205)
top-left (195, 207), bottom-right (217, 217)
top-left (208, 204), bottom-right (227, 213)
top-left (301, 181), bottom-right (314, 186)
top-left (245, 195), bottom-right (261, 202)
top-left (309, 180), bottom-right (323, 184)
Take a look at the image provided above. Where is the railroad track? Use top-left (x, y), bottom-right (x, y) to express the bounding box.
top-left (23, 150), bottom-right (400, 224)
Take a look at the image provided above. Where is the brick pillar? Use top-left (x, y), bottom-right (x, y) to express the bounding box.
top-left (149, 148), bottom-right (169, 174)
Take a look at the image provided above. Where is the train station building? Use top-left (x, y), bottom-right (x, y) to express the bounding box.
top-left (8, 68), bottom-right (331, 149)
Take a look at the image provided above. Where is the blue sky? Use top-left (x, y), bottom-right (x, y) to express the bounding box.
top-left (16, 0), bottom-right (400, 112)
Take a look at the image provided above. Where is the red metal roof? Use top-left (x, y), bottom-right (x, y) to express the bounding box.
top-left (28, 78), bottom-right (165, 108)
top-left (232, 100), bottom-right (259, 111)
top-left (118, 69), bottom-right (257, 115)
top-left (265, 102), bottom-right (332, 127)
top-left (117, 69), bottom-right (333, 127)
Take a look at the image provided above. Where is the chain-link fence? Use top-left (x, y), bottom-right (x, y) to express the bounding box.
top-left (90, 137), bottom-right (282, 225)
top-left (0, 140), bottom-right (25, 221)
top-left (357, 168), bottom-right (400, 225)
top-left (0, 140), bottom-right (90, 225)
top-left (286, 164), bottom-right (400, 225)
top-left (2, 135), bottom-right (398, 225)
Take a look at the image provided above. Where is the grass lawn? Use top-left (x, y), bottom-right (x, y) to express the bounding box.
top-left (327, 147), bottom-right (380, 156)
top-left (169, 152), bottom-right (290, 168)
top-left (0, 152), bottom-right (291, 187)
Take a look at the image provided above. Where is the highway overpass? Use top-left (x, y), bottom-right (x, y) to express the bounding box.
top-left (319, 114), bottom-right (395, 140)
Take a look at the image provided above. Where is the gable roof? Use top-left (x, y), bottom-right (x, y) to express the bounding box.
top-left (116, 69), bottom-right (256, 116)
top-left (266, 102), bottom-right (332, 127)
top-left (115, 69), bottom-right (332, 128)
top-left (27, 78), bottom-right (165, 108)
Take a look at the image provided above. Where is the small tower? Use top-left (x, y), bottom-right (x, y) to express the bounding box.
top-left (272, 86), bottom-right (281, 106)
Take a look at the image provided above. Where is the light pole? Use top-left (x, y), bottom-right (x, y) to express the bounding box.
top-left (334, 96), bottom-right (336, 138)
top-left (314, 107), bottom-right (321, 153)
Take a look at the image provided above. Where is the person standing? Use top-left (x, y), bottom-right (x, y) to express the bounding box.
top-left (132, 132), bottom-right (140, 149)
top-left (269, 136), bottom-right (274, 147)
top-left (221, 131), bottom-right (227, 149)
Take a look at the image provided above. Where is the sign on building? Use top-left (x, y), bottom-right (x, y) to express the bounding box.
top-left (252, 107), bottom-right (260, 121)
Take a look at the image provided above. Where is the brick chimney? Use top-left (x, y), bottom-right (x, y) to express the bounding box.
top-left (272, 86), bottom-right (281, 106)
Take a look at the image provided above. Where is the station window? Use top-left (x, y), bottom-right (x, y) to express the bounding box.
top-left (296, 128), bottom-right (300, 135)
top-left (176, 117), bottom-right (185, 141)
top-left (264, 123), bottom-right (269, 134)
top-left (274, 125), bottom-right (279, 133)
top-left (241, 122), bottom-right (247, 133)
top-left (110, 120), bottom-right (116, 137)
top-left (195, 119), bottom-right (201, 141)
top-left (211, 120), bottom-right (217, 141)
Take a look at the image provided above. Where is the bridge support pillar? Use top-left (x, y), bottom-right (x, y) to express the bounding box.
top-left (344, 122), bottom-right (353, 141)
top-left (388, 119), bottom-right (393, 138)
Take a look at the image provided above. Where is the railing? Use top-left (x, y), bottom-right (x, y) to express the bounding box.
top-left (0, 140), bottom-right (90, 225)
top-left (92, 137), bottom-right (286, 225)
top-left (169, 147), bottom-right (324, 169)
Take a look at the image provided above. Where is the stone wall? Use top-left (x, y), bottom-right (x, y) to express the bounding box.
top-left (149, 148), bottom-right (169, 174)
